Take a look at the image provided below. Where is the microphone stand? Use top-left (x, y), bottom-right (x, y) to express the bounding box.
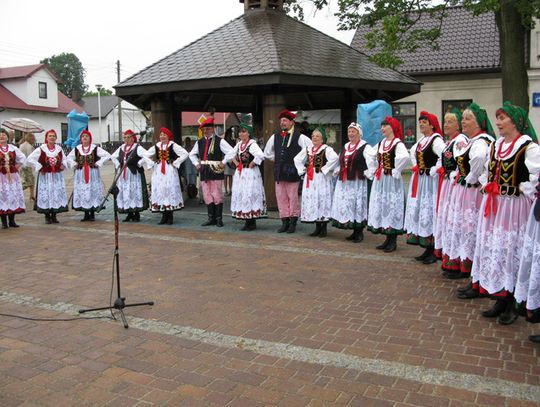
top-left (79, 167), bottom-right (154, 328)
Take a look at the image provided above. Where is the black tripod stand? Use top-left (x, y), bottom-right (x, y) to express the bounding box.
top-left (79, 168), bottom-right (154, 328)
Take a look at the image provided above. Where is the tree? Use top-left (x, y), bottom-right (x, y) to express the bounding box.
top-left (286, 0), bottom-right (540, 111)
top-left (84, 88), bottom-right (114, 97)
top-left (41, 53), bottom-right (88, 98)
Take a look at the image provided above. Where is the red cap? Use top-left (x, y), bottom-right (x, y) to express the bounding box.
top-left (159, 127), bottom-right (173, 140)
top-left (80, 129), bottom-right (92, 143)
top-left (45, 129), bottom-right (57, 138)
top-left (279, 109), bottom-right (296, 121)
top-left (419, 111), bottom-right (442, 135)
top-left (383, 117), bottom-right (403, 140)
top-left (199, 117), bottom-right (215, 129)
top-left (123, 129), bottom-right (137, 142)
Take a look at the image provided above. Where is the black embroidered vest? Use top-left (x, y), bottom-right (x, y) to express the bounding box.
top-left (416, 136), bottom-right (441, 174)
top-left (119, 144), bottom-right (143, 175)
top-left (339, 144), bottom-right (367, 181)
top-left (273, 129), bottom-right (302, 182)
top-left (197, 136), bottom-right (225, 181)
top-left (75, 147), bottom-right (98, 169)
top-left (487, 140), bottom-right (531, 196)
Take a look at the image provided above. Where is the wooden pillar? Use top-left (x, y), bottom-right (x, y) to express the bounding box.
top-left (150, 97), bottom-right (176, 142)
top-left (261, 93), bottom-right (285, 210)
top-left (172, 106), bottom-right (182, 145)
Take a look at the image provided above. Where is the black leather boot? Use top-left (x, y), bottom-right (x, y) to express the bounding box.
top-left (350, 227), bottom-right (364, 243)
top-left (310, 222), bottom-right (322, 237)
top-left (376, 235), bottom-right (391, 250)
top-left (318, 222), bottom-right (327, 238)
top-left (81, 211), bottom-right (90, 222)
top-left (158, 212), bottom-right (167, 224)
top-left (123, 213), bottom-right (134, 222)
top-left (7, 214), bottom-right (19, 228)
top-left (45, 213), bottom-right (52, 224)
top-left (529, 334), bottom-right (540, 343)
top-left (247, 219), bottom-right (256, 231)
top-left (422, 247), bottom-right (437, 264)
top-left (498, 298), bottom-right (518, 325)
top-left (415, 247), bottom-right (430, 261)
top-left (166, 211), bottom-right (174, 225)
top-left (215, 203), bottom-right (224, 227)
top-left (241, 220), bottom-right (250, 231)
top-left (202, 203), bottom-right (216, 226)
top-left (51, 212), bottom-right (59, 224)
top-left (383, 235), bottom-right (397, 253)
top-left (0, 215), bottom-right (7, 229)
top-left (133, 212), bottom-right (140, 222)
top-left (89, 210), bottom-right (95, 221)
top-left (482, 298), bottom-right (507, 318)
top-left (287, 216), bottom-right (298, 233)
top-left (277, 218), bottom-right (290, 233)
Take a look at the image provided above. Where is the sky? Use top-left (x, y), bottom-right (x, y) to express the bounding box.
top-left (2, 0), bottom-right (355, 93)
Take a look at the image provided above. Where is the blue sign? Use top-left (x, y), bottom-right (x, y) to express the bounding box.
top-left (533, 92), bottom-right (540, 107)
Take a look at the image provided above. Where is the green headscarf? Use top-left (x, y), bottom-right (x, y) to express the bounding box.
top-left (467, 102), bottom-right (494, 135)
top-left (313, 127), bottom-right (327, 143)
top-left (239, 123), bottom-right (253, 137)
top-left (500, 101), bottom-right (538, 142)
top-left (448, 107), bottom-right (463, 130)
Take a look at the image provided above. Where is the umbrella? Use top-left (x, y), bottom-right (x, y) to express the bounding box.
top-left (2, 118), bottom-right (44, 133)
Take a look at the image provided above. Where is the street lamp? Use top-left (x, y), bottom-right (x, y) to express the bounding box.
top-left (95, 84), bottom-right (103, 144)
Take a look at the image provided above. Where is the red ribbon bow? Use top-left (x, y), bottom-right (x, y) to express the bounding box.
top-left (410, 165), bottom-right (420, 198)
top-left (374, 163), bottom-right (383, 180)
top-left (483, 181), bottom-right (500, 217)
top-left (84, 162), bottom-right (90, 183)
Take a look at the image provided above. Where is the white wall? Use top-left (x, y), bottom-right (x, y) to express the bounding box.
top-left (87, 103), bottom-right (148, 145)
top-left (396, 76), bottom-right (502, 134)
top-left (26, 69), bottom-right (58, 108)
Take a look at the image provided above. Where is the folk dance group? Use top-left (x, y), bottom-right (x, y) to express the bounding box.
top-left (2, 102), bottom-right (540, 342)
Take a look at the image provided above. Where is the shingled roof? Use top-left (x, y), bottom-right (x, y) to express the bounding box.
top-left (350, 6), bottom-right (500, 75)
top-left (116, 8), bottom-right (420, 108)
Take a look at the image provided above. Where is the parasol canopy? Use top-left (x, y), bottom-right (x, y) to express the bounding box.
top-left (2, 117), bottom-right (44, 133)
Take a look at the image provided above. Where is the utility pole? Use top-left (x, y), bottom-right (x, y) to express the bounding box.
top-left (117, 60), bottom-right (123, 139)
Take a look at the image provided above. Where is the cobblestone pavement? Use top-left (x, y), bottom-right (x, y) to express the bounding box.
top-left (1, 163), bottom-right (539, 406)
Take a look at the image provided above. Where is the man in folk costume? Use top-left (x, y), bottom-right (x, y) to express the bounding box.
top-left (432, 108), bottom-right (468, 267)
top-left (189, 117), bottom-right (233, 227)
top-left (444, 104), bottom-right (494, 283)
top-left (367, 117), bottom-right (410, 252)
top-left (264, 109), bottom-right (313, 233)
top-left (26, 129), bottom-right (69, 224)
top-left (110, 129), bottom-right (150, 222)
top-left (469, 102), bottom-right (540, 325)
top-left (404, 111), bottom-right (445, 264)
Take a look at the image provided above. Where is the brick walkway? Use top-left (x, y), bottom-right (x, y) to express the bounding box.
top-left (1, 163), bottom-right (539, 406)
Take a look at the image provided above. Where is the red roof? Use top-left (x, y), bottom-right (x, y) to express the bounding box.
top-left (0, 64), bottom-right (61, 82)
top-left (181, 112), bottom-right (233, 126)
top-left (0, 84), bottom-right (83, 114)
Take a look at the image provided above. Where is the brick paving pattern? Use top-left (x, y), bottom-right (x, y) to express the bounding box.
top-left (1, 163), bottom-right (539, 406)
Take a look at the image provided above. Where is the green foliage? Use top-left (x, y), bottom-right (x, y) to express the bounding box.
top-left (40, 52), bottom-right (88, 98)
top-left (84, 88), bottom-right (114, 97)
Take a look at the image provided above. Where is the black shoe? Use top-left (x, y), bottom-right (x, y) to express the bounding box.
top-left (166, 211), bottom-right (174, 225)
top-left (310, 222), bottom-right (322, 237)
top-left (376, 235), bottom-right (391, 250)
top-left (457, 288), bottom-right (480, 299)
top-left (457, 281), bottom-right (473, 293)
top-left (51, 212), bottom-right (59, 224)
top-left (246, 219), bottom-right (256, 231)
top-left (123, 213), bottom-right (134, 222)
top-left (346, 230), bottom-right (357, 241)
top-left (348, 227), bottom-right (363, 243)
top-left (529, 334), bottom-right (540, 343)
top-left (498, 300), bottom-right (518, 325)
top-left (133, 212), bottom-right (140, 222)
top-left (383, 235), bottom-right (397, 253)
top-left (81, 211), bottom-right (90, 222)
top-left (287, 217), bottom-right (298, 233)
top-left (278, 218), bottom-right (290, 233)
top-left (241, 220), bottom-right (249, 231)
top-left (8, 214), bottom-right (19, 228)
top-left (88, 210), bottom-right (95, 221)
top-left (482, 299), bottom-right (507, 318)
top-left (445, 271), bottom-right (469, 280)
top-left (318, 223), bottom-right (327, 238)
top-left (415, 248), bottom-right (430, 261)
top-left (158, 212), bottom-right (167, 224)
top-left (45, 213), bottom-right (52, 224)
top-left (202, 203), bottom-right (216, 226)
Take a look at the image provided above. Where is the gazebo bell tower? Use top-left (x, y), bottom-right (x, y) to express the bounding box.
top-left (240, 0), bottom-right (284, 11)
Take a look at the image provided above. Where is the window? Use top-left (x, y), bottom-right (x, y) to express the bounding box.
top-left (391, 102), bottom-right (416, 147)
top-left (39, 82), bottom-right (47, 99)
top-left (442, 99), bottom-right (472, 117)
top-left (61, 123), bottom-right (68, 144)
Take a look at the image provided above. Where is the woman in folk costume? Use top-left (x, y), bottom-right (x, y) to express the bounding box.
top-left (225, 123), bottom-right (267, 231)
top-left (144, 127), bottom-right (188, 225)
top-left (26, 129), bottom-right (69, 224)
top-left (443, 104), bottom-right (494, 283)
top-left (331, 122), bottom-right (376, 242)
top-left (470, 102), bottom-right (540, 325)
top-left (67, 130), bottom-right (111, 221)
top-left (294, 127), bottom-right (339, 237)
top-left (515, 174), bottom-right (540, 343)
top-left (404, 111), bottom-right (445, 264)
top-left (367, 117), bottom-right (410, 252)
top-left (110, 129), bottom-right (149, 222)
top-left (0, 127), bottom-right (26, 229)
